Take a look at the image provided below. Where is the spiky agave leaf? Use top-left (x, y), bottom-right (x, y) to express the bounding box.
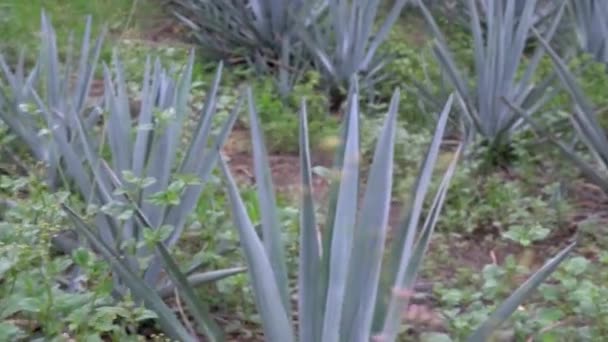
top-left (156, 267), bottom-right (246, 298)
top-left (246, 87), bottom-right (291, 316)
top-left (339, 87), bottom-right (400, 342)
top-left (318, 78), bottom-right (361, 342)
top-left (375, 94), bottom-right (458, 340)
top-left (219, 156), bottom-right (296, 341)
top-left (297, 98), bottom-right (322, 342)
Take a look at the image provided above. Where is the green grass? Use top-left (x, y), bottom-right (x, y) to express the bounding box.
top-left (0, 0), bottom-right (161, 62)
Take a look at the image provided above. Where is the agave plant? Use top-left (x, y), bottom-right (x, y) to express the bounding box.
top-left (58, 52), bottom-right (245, 342)
top-left (171, 0), bottom-right (409, 96)
top-left (299, 0), bottom-right (409, 92)
top-left (0, 14), bottom-right (248, 341)
top-left (63, 51), bottom-right (244, 286)
top-left (0, 13), bottom-right (104, 188)
top-left (416, 0), bottom-right (567, 154)
top-left (509, 29), bottom-right (608, 195)
top-left (569, 0), bottom-right (608, 65)
top-left (170, 0), bottom-right (325, 58)
top-left (220, 82), bottom-right (575, 341)
top-left (170, 0), bottom-right (326, 95)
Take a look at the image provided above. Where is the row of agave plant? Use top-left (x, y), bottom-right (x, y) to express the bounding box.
top-left (170, 0), bottom-right (409, 96)
top-left (0, 11), bottom-right (592, 342)
top-left (169, 0), bottom-right (608, 104)
top-left (412, 0), bottom-right (608, 161)
top-left (416, 0), bottom-right (608, 197)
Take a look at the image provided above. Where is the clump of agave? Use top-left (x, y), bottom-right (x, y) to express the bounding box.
top-left (220, 81), bottom-right (576, 341)
top-left (416, 0), bottom-right (567, 162)
top-left (170, 0), bottom-right (409, 95)
top-left (170, 0), bottom-right (318, 95)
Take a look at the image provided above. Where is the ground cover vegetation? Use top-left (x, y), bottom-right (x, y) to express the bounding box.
top-left (1, 0), bottom-right (608, 341)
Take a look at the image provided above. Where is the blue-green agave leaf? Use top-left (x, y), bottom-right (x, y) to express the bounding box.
top-left (341, 88), bottom-right (399, 342)
top-left (378, 94), bottom-right (454, 340)
top-left (320, 79), bottom-right (361, 342)
top-left (157, 267), bottom-right (247, 298)
top-left (297, 99), bottom-right (322, 342)
top-left (219, 158), bottom-right (295, 341)
top-left (246, 86), bottom-right (291, 315)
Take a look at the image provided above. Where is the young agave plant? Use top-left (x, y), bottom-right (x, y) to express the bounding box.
top-left (416, 0), bottom-right (567, 151)
top-left (59, 56), bottom-right (247, 341)
top-left (0, 13), bottom-right (104, 188)
top-left (221, 83), bottom-right (576, 341)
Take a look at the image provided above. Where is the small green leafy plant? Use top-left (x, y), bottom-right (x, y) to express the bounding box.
top-left (250, 75), bottom-right (338, 154)
top-left (0, 175), bottom-right (158, 341)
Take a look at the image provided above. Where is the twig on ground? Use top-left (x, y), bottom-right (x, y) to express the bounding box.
top-left (174, 288), bottom-right (196, 336)
top-left (174, 288), bottom-right (197, 337)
